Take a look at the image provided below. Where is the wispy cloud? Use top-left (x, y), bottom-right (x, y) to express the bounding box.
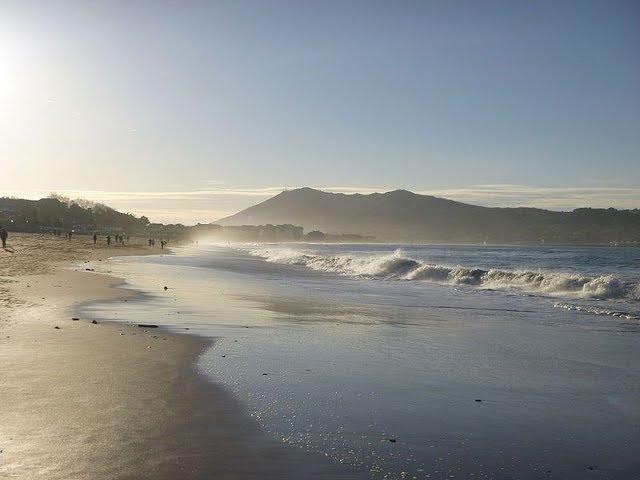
top-left (3, 184), bottom-right (638, 224)
top-left (414, 185), bottom-right (640, 210)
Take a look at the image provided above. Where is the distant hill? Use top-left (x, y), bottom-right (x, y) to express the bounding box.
top-left (0, 196), bottom-right (150, 233)
top-left (216, 187), bottom-right (640, 244)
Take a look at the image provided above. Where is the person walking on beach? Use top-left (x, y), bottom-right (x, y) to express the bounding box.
top-left (106, 235), bottom-right (111, 246)
top-left (160, 240), bottom-right (165, 249)
top-left (0, 227), bottom-right (8, 249)
top-left (93, 233), bottom-right (98, 245)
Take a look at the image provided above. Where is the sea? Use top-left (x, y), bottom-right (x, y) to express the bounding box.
top-left (82, 243), bottom-right (640, 479)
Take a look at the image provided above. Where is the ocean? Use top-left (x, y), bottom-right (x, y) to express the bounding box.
top-left (82, 243), bottom-right (640, 479)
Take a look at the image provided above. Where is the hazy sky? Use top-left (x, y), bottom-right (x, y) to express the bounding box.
top-left (1, 0), bottom-right (639, 224)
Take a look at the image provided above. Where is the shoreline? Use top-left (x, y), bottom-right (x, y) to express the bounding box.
top-left (0, 234), bottom-right (359, 479)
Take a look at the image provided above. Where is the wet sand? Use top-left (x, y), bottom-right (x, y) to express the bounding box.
top-left (0, 234), bottom-right (360, 479)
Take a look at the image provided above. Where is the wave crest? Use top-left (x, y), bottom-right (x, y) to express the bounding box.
top-left (244, 247), bottom-right (639, 303)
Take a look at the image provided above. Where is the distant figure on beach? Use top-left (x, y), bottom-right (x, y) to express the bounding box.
top-left (93, 233), bottom-right (97, 245)
top-left (0, 227), bottom-right (8, 249)
top-left (106, 235), bottom-right (111, 246)
top-left (148, 238), bottom-right (153, 247)
top-left (160, 240), bottom-right (166, 249)
top-left (68, 231), bottom-right (73, 240)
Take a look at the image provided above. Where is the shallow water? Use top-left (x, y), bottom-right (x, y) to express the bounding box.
top-left (83, 243), bottom-right (640, 479)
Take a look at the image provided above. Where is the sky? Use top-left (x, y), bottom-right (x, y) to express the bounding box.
top-left (1, 0), bottom-right (639, 224)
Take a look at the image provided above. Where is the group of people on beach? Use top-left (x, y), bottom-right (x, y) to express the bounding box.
top-left (147, 238), bottom-right (167, 249)
top-left (93, 234), bottom-right (167, 248)
top-left (92, 233), bottom-right (129, 246)
top-left (0, 227), bottom-right (168, 251)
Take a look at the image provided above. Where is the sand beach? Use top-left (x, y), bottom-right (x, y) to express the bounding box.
top-left (0, 233), bottom-right (358, 479)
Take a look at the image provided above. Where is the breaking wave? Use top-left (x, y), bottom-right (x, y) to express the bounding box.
top-left (244, 247), bottom-right (640, 303)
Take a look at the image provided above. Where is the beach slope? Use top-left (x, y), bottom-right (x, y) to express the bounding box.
top-left (0, 234), bottom-right (356, 479)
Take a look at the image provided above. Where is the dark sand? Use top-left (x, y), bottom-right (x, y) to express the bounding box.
top-left (0, 234), bottom-right (361, 479)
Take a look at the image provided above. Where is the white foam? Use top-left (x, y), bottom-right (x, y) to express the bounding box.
top-left (553, 302), bottom-right (640, 320)
top-left (242, 246), bottom-right (640, 304)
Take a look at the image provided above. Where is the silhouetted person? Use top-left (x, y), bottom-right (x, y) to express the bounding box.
top-left (93, 233), bottom-right (97, 245)
top-left (107, 235), bottom-right (111, 246)
top-left (160, 240), bottom-right (165, 249)
top-left (68, 231), bottom-right (73, 240)
top-left (0, 227), bottom-right (7, 249)
top-left (148, 238), bottom-right (153, 247)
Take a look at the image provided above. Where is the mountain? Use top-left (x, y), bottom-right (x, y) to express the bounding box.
top-left (216, 188), bottom-right (640, 244)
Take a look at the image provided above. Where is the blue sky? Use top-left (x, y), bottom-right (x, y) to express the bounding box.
top-left (1, 0), bottom-right (638, 223)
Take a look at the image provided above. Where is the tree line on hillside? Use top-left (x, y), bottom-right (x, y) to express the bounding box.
top-left (0, 195), bottom-right (151, 235)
